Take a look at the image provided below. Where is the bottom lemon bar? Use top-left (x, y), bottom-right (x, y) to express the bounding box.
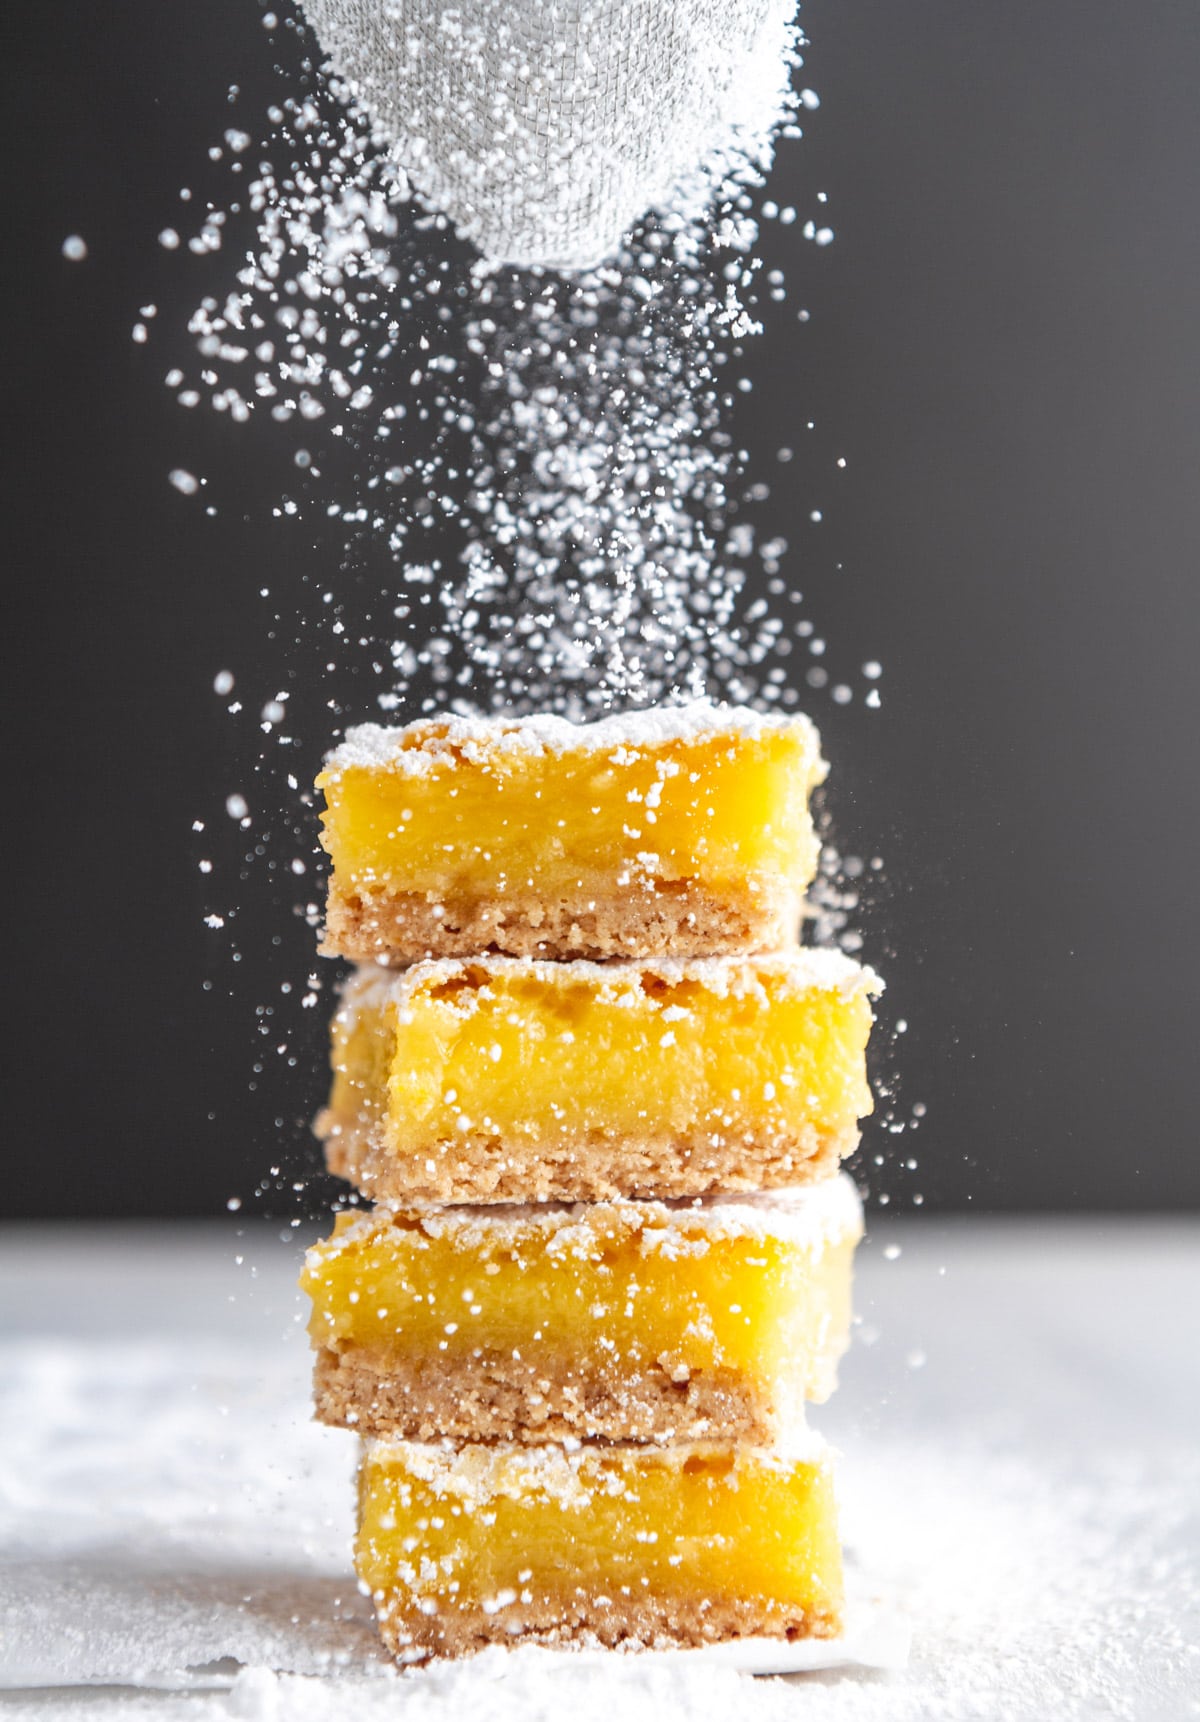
top-left (356, 1437), bottom-right (843, 1660)
top-left (302, 1175), bottom-right (861, 1445)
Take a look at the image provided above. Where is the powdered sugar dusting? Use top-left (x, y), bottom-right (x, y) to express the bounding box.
top-left (323, 700), bottom-right (820, 776)
top-left (320, 1170), bottom-right (863, 1258)
top-left (341, 948), bottom-right (880, 1021)
top-left (365, 1430), bottom-right (831, 1514)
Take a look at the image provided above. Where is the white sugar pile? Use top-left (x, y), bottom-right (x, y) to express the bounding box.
top-left (4, 1225), bottom-right (1196, 1719)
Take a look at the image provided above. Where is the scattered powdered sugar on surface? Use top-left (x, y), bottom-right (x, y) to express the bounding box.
top-left (3, 1224), bottom-right (1196, 1718)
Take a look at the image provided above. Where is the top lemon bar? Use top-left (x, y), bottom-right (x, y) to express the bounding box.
top-left (317, 700), bottom-right (826, 963)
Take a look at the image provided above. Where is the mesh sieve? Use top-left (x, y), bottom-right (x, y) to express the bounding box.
top-left (298, 0), bottom-right (798, 269)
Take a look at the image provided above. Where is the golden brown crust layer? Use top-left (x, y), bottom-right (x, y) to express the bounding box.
top-left (313, 1344), bottom-right (781, 1446)
top-left (320, 877), bottom-right (803, 964)
top-left (319, 1116), bottom-right (855, 1204)
top-left (373, 1589), bottom-right (841, 1662)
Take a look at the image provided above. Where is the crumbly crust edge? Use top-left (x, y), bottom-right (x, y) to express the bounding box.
top-left (311, 1344), bottom-right (818, 1447)
top-left (320, 876), bottom-right (804, 964)
top-left (371, 1590), bottom-right (842, 1662)
top-left (319, 1115), bottom-right (857, 1204)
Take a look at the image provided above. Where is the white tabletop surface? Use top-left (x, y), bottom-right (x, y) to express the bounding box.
top-left (1, 1216), bottom-right (1197, 1720)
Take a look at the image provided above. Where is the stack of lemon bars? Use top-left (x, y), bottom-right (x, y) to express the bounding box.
top-left (300, 700), bottom-right (880, 1662)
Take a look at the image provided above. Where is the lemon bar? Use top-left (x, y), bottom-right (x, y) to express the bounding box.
top-left (318, 949), bottom-right (878, 1203)
top-left (303, 1174), bottom-right (861, 1445)
top-left (357, 1437), bottom-right (843, 1659)
top-left (317, 702), bottom-right (826, 963)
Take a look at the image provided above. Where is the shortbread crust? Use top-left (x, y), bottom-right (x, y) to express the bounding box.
top-left (322, 873), bottom-right (803, 963)
top-left (325, 1119), bottom-right (858, 1203)
top-left (374, 1588), bottom-right (842, 1662)
top-left (315, 1346), bottom-right (773, 1445)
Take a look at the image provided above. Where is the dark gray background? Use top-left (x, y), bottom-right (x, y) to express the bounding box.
top-left (5, 1), bottom-right (1198, 1217)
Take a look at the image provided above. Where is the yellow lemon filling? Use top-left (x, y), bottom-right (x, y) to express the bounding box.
top-left (357, 1438), bottom-right (843, 1657)
top-left (320, 708), bottom-right (823, 897)
top-left (316, 703), bottom-right (827, 960)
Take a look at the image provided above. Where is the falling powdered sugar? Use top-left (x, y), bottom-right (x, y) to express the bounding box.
top-left (149, 6), bottom-right (910, 1221)
top-left (152, 5), bottom-right (881, 722)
